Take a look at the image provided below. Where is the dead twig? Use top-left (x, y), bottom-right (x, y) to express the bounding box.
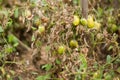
top-left (81, 0), bottom-right (88, 18)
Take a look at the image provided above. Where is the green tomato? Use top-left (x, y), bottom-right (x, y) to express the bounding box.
top-left (92, 21), bottom-right (101, 30)
top-left (107, 16), bottom-right (115, 24)
top-left (70, 40), bottom-right (78, 48)
top-left (34, 18), bottom-right (41, 27)
top-left (73, 15), bottom-right (80, 26)
top-left (6, 74), bottom-right (11, 79)
top-left (80, 18), bottom-right (87, 26)
top-left (93, 71), bottom-right (100, 79)
top-left (111, 24), bottom-right (118, 33)
top-left (38, 25), bottom-right (45, 34)
top-left (58, 45), bottom-right (66, 54)
top-left (87, 15), bottom-right (95, 28)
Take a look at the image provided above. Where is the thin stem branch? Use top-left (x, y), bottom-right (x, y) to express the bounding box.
top-left (81, 0), bottom-right (88, 19)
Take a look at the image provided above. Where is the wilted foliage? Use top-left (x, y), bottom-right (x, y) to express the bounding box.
top-left (0, 0), bottom-right (120, 80)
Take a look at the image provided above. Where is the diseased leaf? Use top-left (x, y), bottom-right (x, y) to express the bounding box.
top-left (0, 25), bottom-right (4, 33)
top-left (106, 55), bottom-right (112, 64)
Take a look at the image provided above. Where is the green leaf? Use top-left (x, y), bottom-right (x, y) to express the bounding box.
top-left (79, 53), bottom-right (87, 70)
top-left (4, 45), bottom-right (15, 54)
top-left (31, 34), bottom-right (35, 41)
top-left (30, 0), bottom-right (37, 4)
top-left (13, 42), bottom-right (19, 47)
top-left (0, 25), bottom-right (4, 33)
top-left (36, 74), bottom-right (50, 80)
top-left (73, 0), bottom-right (80, 5)
top-left (106, 55), bottom-right (112, 64)
top-left (6, 18), bottom-right (13, 28)
top-left (8, 34), bottom-right (18, 43)
top-left (97, 7), bottom-right (104, 18)
top-left (42, 64), bottom-right (52, 71)
top-left (45, 46), bottom-right (51, 52)
top-left (104, 74), bottom-right (112, 80)
top-left (90, 32), bottom-right (95, 44)
top-left (8, 34), bottom-right (19, 47)
top-left (108, 45), bottom-right (113, 51)
top-left (0, 10), bottom-right (9, 17)
top-left (55, 59), bottom-right (61, 65)
top-left (32, 26), bottom-right (37, 30)
top-left (41, 0), bottom-right (48, 6)
top-left (116, 67), bottom-right (120, 73)
top-left (14, 8), bottom-right (19, 18)
top-left (0, 0), bottom-right (3, 4)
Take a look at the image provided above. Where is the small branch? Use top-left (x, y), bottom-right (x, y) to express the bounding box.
top-left (17, 38), bottom-right (32, 51)
top-left (81, 0), bottom-right (88, 19)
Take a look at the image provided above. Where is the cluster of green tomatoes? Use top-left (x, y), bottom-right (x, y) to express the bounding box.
top-left (57, 15), bottom-right (101, 55)
top-left (73, 15), bottom-right (101, 30)
top-left (33, 14), bottom-right (102, 55)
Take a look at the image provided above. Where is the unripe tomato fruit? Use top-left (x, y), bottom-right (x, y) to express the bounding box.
top-left (58, 45), bottom-right (66, 54)
top-left (93, 71), bottom-right (100, 79)
top-left (70, 40), bottom-right (78, 48)
top-left (111, 24), bottom-right (118, 33)
top-left (93, 21), bottom-right (101, 30)
top-left (87, 15), bottom-right (95, 28)
top-left (6, 74), bottom-right (11, 79)
top-left (73, 15), bottom-right (80, 26)
top-left (107, 16), bottom-right (115, 24)
top-left (38, 25), bottom-right (45, 34)
top-left (80, 18), bottom-right (87, 26)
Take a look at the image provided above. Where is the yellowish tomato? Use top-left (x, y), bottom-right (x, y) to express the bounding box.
top-left (38, 25), bottom-right (45, 34)
top-left (1, 68), bottom-right (5, 75)
top-left (73, 15), bottom-right (80, 26)
top-left (58, 45), bottom-right (66, 54)
top-left (92, 21), bottom-right (101, 30)
top-left (93, 71), bottom-right (100, 79)
top-left (87, 15), bottom-right (95, 28)
top-left (70, 40), bottom-right (78, 48)
top-left (111, 24), bottom-right (118, 33)
top-left (80, 18), bottom-right (87, 26)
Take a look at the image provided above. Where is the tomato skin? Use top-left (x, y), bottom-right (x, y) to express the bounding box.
top-left (38, 25), bottom-right (45, 34)
top-left (80, 18), bottom-right (87, 26)
top-left (73, 15), bottom-right (80, 26)
top-left (111, 24), bottom-right (118, 33)
top-left (87, 16), bottom-right (95, 28)
top-left (70, 40), bottom-right (78, 48)
top-left (92, 21), bottom-right (101, 30)
top-left (58, 46), bottom-right (66, 54)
